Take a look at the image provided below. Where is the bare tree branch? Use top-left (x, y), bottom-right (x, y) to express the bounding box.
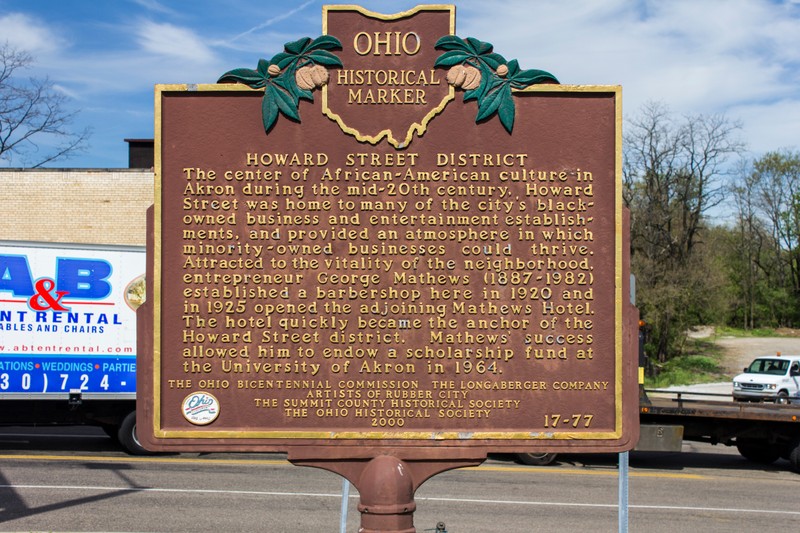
top-left (0, 42), bottom-right (91, 167)
top-left (624, 101), bottom-right (745, 361)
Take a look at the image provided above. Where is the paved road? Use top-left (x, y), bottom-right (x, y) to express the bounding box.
top-left (1, 427), bottom-right (799, 532)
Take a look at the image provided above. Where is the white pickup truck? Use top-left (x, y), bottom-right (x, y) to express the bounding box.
top-left (733, 354), bottom-right (800, 404)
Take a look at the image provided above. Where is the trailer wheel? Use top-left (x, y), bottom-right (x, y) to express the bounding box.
top-left (784, 440), bottom-right (800, 474)
top-left (736, 439), bottom-right (780, 465)
top-left (118, 411), bottom-right (151, 455)
top-left (516, 453), bottom-right (557, 466)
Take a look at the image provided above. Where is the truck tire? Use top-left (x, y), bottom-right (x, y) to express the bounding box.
top-left (516, 453), bottom-right (557, 466)
top-left (736, 439), bottom-right (780, 465)
top-left (118, 411), bottom-right (151, 455)
top-left (790, 446), bottom-right (800, 473)
top-left (776, 391), bottom-right (790, 404)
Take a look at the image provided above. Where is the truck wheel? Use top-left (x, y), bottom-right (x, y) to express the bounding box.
top-left (736, 439), bottom-right (780, 465)
top-left (516, 453), bottom-right (557, 466)
top-left (776, 391), bottom-right (789, 404)
top-left (118, 411), bottom-right (151, 455)
top-left (790, 446), bottom-right (800, 473)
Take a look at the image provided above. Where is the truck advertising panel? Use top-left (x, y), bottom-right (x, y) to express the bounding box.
top-left (0, 241), bottom-right (145, 398)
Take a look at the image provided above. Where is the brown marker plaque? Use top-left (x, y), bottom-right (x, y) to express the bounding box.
top-left (138, 5), bottom-right (638, 456)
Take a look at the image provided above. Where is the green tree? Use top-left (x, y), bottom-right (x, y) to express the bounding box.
top-left (624, 102), bottom-right (744, 363)
top-left (729, 161), bottom-right (770, 328)
top-left (730, 150), bottom-right (800, 327)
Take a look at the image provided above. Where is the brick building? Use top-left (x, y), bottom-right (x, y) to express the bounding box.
top-left (0, 140), bottom-right (154, 246)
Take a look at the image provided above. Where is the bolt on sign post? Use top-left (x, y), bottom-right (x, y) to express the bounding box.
top-left (138, 5), bottom-right (639, 531)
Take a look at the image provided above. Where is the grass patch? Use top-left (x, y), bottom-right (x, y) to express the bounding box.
top-left (715, 326), bottom-right (778, 337)
top-left (644, 337), bottom-right (727, 388)
top-left (645, 355), bottom-right (727, 388)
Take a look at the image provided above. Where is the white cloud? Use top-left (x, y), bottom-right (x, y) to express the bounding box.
top-left (0, 13), bottom-right (64, 55)
top-left (732, 99), bottom-right (800, 154)
top-left (135, 20), bottom-right (217, 64)
top-left (51, 83), bottom-right (81, 101)
top-left (227, 0), bottom-right (316, 44)
top-left (130, 0), bottom-right (180, 16)
top-left (453, 0), bottom-right (799, 124)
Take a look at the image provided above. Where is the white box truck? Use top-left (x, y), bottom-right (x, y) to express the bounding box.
top-left (0, 240), bottom-right (146, 453)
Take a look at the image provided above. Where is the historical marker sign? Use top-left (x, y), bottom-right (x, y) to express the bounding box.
top-left (139, 5), bottom-right (638, 454)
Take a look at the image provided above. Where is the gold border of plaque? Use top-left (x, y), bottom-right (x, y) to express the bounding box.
top-left (152, 83), bottom-right (624, 442)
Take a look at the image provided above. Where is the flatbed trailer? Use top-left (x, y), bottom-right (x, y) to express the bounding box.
top-left (516, 389), bottom-right (800, 471)
top-left (640, 388), bottom-right (800, 472)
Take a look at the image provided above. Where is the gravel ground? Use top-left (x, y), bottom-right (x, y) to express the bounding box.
top-left (711, 329), bottom-right (800, 374)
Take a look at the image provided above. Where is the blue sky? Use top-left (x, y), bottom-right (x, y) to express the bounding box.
top-left (0, 0), bottom-right (798, 168)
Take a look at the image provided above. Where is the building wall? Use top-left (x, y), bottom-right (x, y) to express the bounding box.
top-left (0, 169), bottom-right (153, 246)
